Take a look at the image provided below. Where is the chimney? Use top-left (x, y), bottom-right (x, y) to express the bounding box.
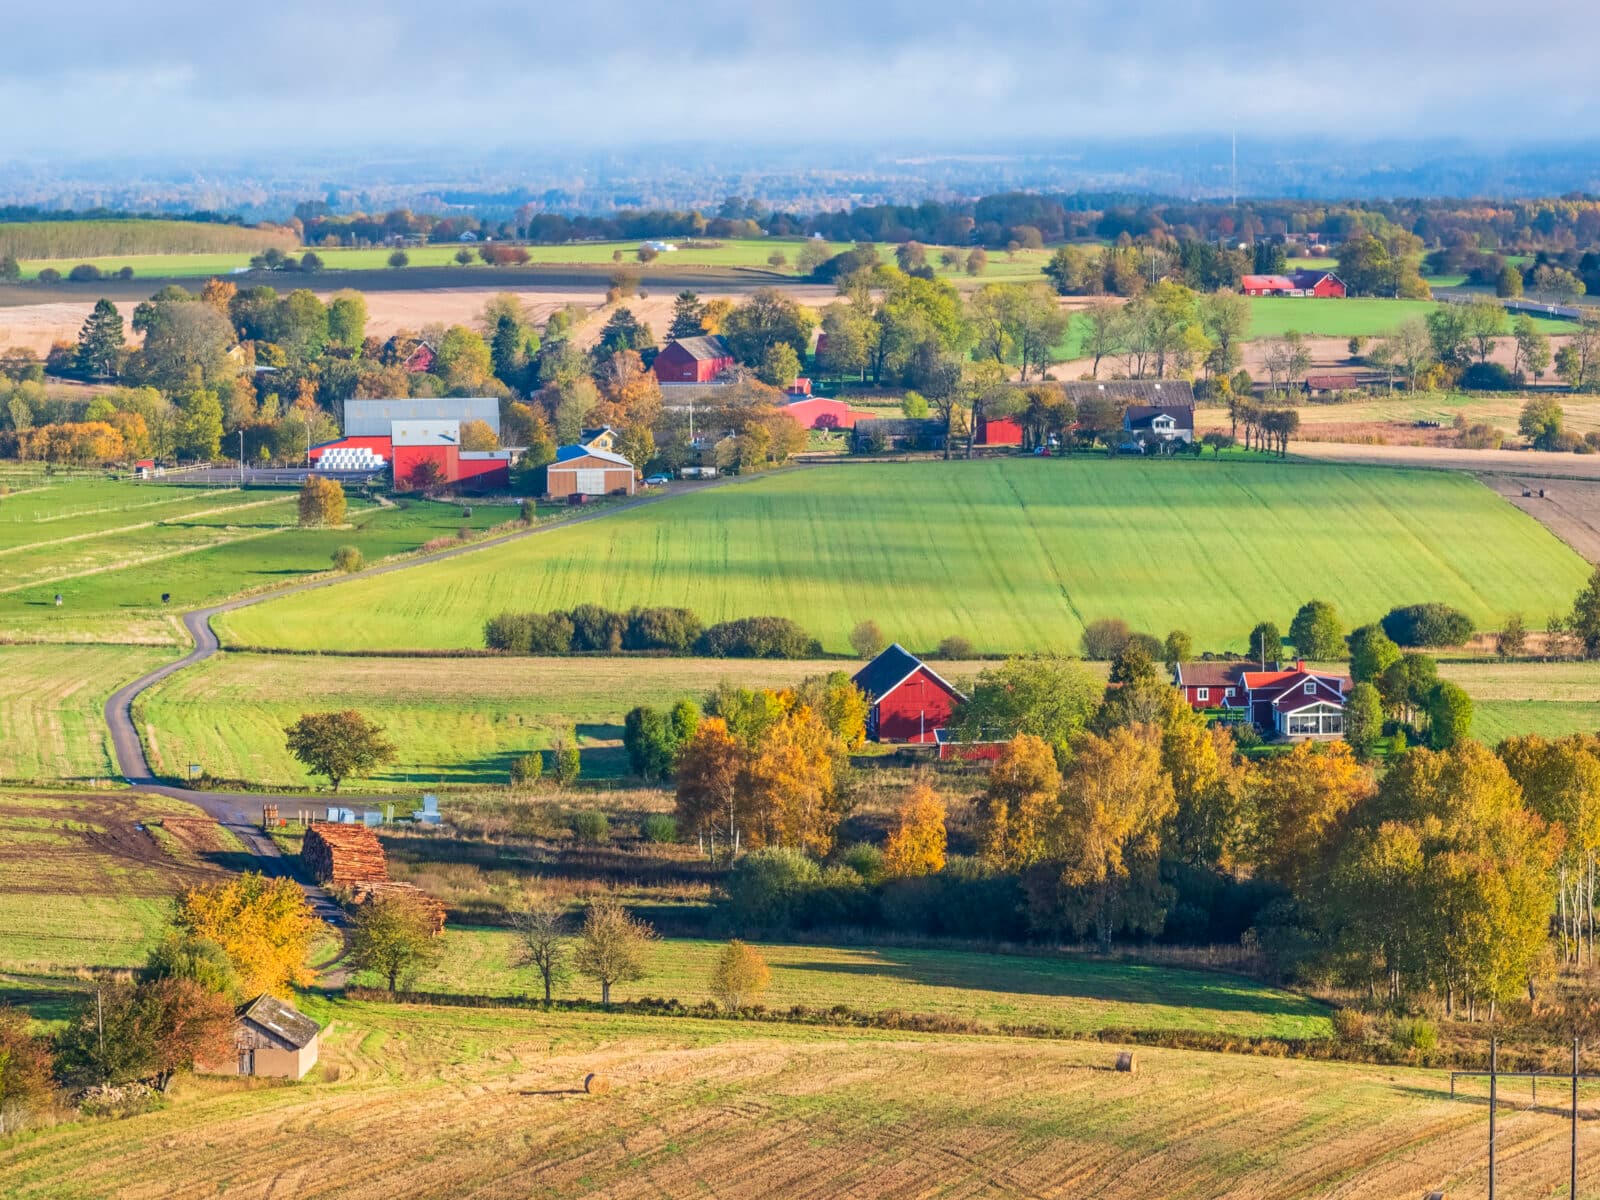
top-left (1297, 659), bottom-right (1305, 671)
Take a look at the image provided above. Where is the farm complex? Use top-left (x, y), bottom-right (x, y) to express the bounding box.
top-left (11, 161), bottom-right (1600, 1197)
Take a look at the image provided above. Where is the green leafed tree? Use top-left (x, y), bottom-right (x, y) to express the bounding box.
top-left (283, 710), bottom-right (397, 791)
top-left (349, 893), bottom-right (442, 994)
top-left (1288, 599), bottom-right (1344, 661)
top-left (75, 298), bottom-right (125, 380)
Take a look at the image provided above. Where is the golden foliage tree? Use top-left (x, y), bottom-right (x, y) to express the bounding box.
top-left (1162, 706), bottom-right (1251, 869)
top-left (1249, 740), bottom-right (1374, 892)
top-left (674, 716), bottom-right (748, 855)
top-left (741, 704), bottom-right (843, 855)
top-left (883, 782), bottom-right (948, 877)
top-left (1042, 724), bottom-right (1175, 948)
top-left (709, 939), bottom-right (771, 1010)
top-left (298, 474), bottom-right (346, 527)
top-left (172, 873), bottom-right (319, 997)
top-left (574, 896), bottom-right (656, 1007)
top-left (458, 418), bottom-right (499, 450)
top-left (977, 733), bottom-right (1061, 870)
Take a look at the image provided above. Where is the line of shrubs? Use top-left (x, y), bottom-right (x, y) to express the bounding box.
top-left (484, 604), bottom-right (821, 659)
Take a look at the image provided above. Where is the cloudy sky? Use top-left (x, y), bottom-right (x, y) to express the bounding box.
top-left (6, 1), bottom-right (1600, 156)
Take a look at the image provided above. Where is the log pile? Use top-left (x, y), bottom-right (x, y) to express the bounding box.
top-left (302, 822), bottom-right (388, 887)
top-left (348, 880), bottom-right (447, 935)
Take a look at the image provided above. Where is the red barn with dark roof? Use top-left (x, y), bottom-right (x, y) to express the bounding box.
top-left (1172, 661), bottom-right (1248, 709)
top-left (653, 335), bottom-right (735, 383)
top-left (852, 643), bottom-right (965, 744)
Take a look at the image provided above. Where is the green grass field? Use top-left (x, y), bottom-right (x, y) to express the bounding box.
top-left (220, 459), bottom-right (1592, 656)
top-left (0, 645), bottom-right (175, 782)
top-left (135, 653), bottom-right (911, 789)
top-left (390, 928), bottom-right (1332, 1040)
top-left (0, 478), bottom-right (521, 644)
top-left (13, 238), bottom-right (1056, 283)
top-left (1243, 296), bottom-right (1569, 339)
top-left (1438, 660), bottom-right (1600, 743)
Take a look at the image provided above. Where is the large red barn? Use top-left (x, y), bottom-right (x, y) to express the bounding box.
top-left (974, 413), bottom-right (1025, 446)
top-left (782, 396), bottom-right (875, 431)
top-left (653, 335), bottom-right (735, 383)
top-left (852, 644), bottom-right (965, 744)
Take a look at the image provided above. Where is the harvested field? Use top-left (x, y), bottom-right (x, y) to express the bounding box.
top-left (5, 997), bottom-right (1599, 1199)
top-left (1438, 659), bottom-right (1600, 743)
top-left (220, 458), bottom-right (1591, 656)
top-left (0, 790), bottom-right (237, 970)
top-left (1480, 474), bottom-right (1600, 563)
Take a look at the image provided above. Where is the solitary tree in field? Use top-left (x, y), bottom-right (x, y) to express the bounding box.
top-left (284, 710), bottom-right (396, 791)
top-left (849, 620), bottom-right (886, 659)
top-left (1289, 599), bottom-right (1344, 661)
top-left (709, 940), bottom-right (771, 1010)
top-left (387, 250), bottom-right (409, 268)
top-left (298, 475), bottom-right (346, 527)
top-left (349, 893), bottom-right (441, 994)
top-left (512, 896), bottom-right (571, 1005)
top-left (331, 545), bottom-right (363, 573)
top-left (574, 897), bottom-right (655, 1007)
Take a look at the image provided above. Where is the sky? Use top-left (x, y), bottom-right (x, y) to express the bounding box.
top-left (5, 1), bottom-right (1600, 156)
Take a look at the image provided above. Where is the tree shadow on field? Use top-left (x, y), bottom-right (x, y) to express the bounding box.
top-left (784, 949), bottom-right (1331, 1019)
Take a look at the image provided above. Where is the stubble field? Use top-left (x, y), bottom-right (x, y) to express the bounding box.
top-left (219, 459), bottom-right (1591, 656)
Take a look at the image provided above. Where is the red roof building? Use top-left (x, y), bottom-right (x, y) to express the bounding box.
top-left (974, 413), bottom-right (1025, 446)
top-left (782, 396), bottom-right (875, 431)
top-left (1172, 661), bottom-right (1248, 710)
top-left (1173, 660), bottom-right (1351, 739)
top-left (653, 335), bottom-right (735, 384)
top-left (1240, 271), bottom-right (1347, 298)
top-left (852, 643), bottom-right (964, 744)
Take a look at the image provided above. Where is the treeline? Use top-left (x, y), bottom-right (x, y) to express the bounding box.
top-left (485, 605), bottom-right (820, 659)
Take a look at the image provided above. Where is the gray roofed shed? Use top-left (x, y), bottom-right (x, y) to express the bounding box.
top-left (343, 397), bottom-right (501, 437)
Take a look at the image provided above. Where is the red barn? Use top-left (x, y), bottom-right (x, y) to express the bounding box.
top-left (1240, 271), bottom-right (1347, 298)
top-left (653, 335), bottom-right (735, 383)
top-left (974, 413), bottom-right (1025, 446)
top-left (852, 643), bottom-right (965, 744)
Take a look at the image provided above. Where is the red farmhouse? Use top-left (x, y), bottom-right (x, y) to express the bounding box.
top-left (974, 413), bottom-right (1025, 446)
top-left (653, 335), bottom-right (735, 384)
top-left (1171, 660), bottom-right (1351, 740)
top-left (852, 644), bottom-right (964, 744)
top-left (1172, 661), bottom-right (1248, 710)
top-left (1240, 270), bottom-right (1347, 298)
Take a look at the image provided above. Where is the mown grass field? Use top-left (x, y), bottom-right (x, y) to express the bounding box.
top-left (0, 219), bottom-right (295, 262)
top-left (387, 928), bottom-right (1332, 1039)
top-left (7, 995), bottom-right (1597, 1200)
top-left (221, 459), bottom-right (1591, 656)
top-left (1244, 295), bottom-right (1569, 339)
top-left (135, 653), bottom-right (930, 789)
top-left (1439, 660), bottom-right (1600, 743)
top-left (0, 790), bottom-right (238, 971)
top-left (0, 478), bottom-right (521, 644)
top-left (0, 645), bottom-right (174, 782)
top-left (14, 238), bottom-right (1056, 282)
top-left (1201, 390), bottom-right (1600, 437)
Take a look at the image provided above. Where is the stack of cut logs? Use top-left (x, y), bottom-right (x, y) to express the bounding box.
top-left (302, 822), bottom-right (389, 887)
top-left (302, 823), bottom-right (446, 934)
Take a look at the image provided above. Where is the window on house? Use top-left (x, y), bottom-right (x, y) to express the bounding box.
top-left (1224, 688), bottom-right (1235, 698)
top-left (1197, 688), bottom-right (1209, 701)
top-left (1304, 681), bottom-right (1315, 694)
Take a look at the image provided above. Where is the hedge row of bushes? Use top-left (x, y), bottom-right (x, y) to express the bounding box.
top-left (484, 605), bottom-right (820, 659)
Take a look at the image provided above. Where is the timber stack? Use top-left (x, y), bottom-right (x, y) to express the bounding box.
top-left (302, 822), bottom-right (389, 887)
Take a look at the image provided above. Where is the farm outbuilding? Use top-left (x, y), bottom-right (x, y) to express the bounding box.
top-left (782, 397), bottom-right (874, 431)
top-left (546, 446), bottom-right (637, 500)
top-left (853, 643), bottom-right (965, 744)
top-left (653, 335), bottom-right (735, 384)
top-left (197, 994), bottom-right (322, 1081)
top-left (1240, 271), bottom-right (1347, 298)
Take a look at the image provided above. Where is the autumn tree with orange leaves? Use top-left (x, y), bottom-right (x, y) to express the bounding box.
top-left (883, 782), bottom-right (948, 877)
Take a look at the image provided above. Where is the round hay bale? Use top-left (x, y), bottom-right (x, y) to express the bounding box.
top-left (1114, 1051), bottom-right (1136, 1073)
top-left (584, 1072), bottom-right (610, 1095)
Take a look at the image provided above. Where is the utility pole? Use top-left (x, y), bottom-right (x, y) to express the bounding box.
top-left (239, 429), bottom-right (244, 487)
top-left (1575, 1038), bottom-right (1581, 1200)
top-left (1489, 1036), bottom-right (1498, 1200)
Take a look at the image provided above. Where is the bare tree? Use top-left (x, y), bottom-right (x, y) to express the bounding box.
top-left (512, 896), bottom-right (572, 1006)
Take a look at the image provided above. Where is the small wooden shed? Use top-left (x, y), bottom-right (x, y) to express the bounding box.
top-left (546, 447), bottom-right (636, 500)
top-left (199, 994), bottom-right (322, 1081)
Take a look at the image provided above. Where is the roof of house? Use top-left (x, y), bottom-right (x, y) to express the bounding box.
top-left (1291, 269), bottom-right (1342, 288)
top-left (662, 335), bottom-right (732, 362)
top-left (344, 397), bottom-right (499, 437)
top-left (1060, 380), bottom-right (1196, 407)
top-left (551, 445), bottom-right (634, 469)
top-left (1242, 666), bottom-right (1352, 705)
top-left (241, 994), bottom-right (321, 1049)
top-left (853, 417), bottom-right (945, 437)
top-left (578, 426), bottom-right (616, 443)
top-left (851, 643), bottom-right (964, 703)
top-left (1173, 661), bottom-right (1248, 689)
top-left (1240, 274), bottom-right (1296, 290)
top-left (1125, 404), bottom-right (1196, 432)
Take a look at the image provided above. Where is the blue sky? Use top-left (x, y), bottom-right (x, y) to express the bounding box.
top-left (5, 1), bottom-right (1600, 154)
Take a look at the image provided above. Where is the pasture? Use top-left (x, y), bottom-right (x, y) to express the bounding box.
top-left (5, 996), bottom-right (1597, 1199)
top-left (1439, 660), bottom-right (1600, 743)
top-left (134, 652), bottom-right (925, 789)
top-left (0, 645), bottom-right (174, 782)
top-left (1245, 296), bottom-right (1569, 340)
top-left (387, 928), bottom-right (1332, 1039)
top-left (12, 239), bottom-right (1056, 283)
top-left (0, 477), bottom-right (520, 644)
top-left (220, 459), bottom-right (1591, 656)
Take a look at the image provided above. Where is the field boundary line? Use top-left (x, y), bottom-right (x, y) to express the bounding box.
top-left (0, 494), bottom-right (291, 560)
top-left (0, 525), bottom-right (287, 595)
